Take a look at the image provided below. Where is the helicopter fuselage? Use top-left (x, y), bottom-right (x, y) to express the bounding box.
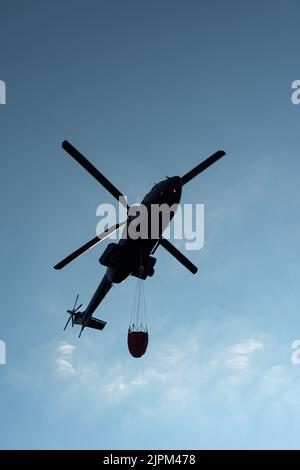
top-left (77, 176), bottom-right (182, 327)
top-left (106, 175), bottom-right (182, 283)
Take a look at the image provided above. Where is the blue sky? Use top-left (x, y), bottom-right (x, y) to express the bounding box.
top-left (1, 0), bottom-right (300, 449)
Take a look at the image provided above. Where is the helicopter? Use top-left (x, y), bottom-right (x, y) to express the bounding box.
top-left (54, 140), bottom-right (226, 337)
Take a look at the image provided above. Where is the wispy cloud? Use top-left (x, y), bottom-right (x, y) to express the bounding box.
top-left (225, 354), bottom-right (250, 370)
top-left (5, 323), bottom-right (299, 449)
top-left (56, 358), bottom-right (76, 377)
top-left (57, 342), bottom-right (76, 357)
top-left (56, 342), bottom-right (76, 377)
top-left (223, 339), bottom-right (264, 370)
top-left (230, 339), bottom-right (264, 355)
top-left (53, 331), bottom-right (267, 412)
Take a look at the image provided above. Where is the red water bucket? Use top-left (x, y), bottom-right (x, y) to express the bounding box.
top-left (127, 330), bottom-right (149, 358)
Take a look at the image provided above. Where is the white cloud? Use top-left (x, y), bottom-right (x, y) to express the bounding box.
top-left (49, 325), bottom-right (299, 447)
top-left (17, 320), bottom-right (300, 449)
top-left (56, 358), bottom-right (76, 377)
top-left (260, 365), bottom-right (287, 393)
top-left (54, 335), bottom-right (265, 405)
top-left (230, 339), bottom-right (263, 355)
top-left (56, 342), bottom-right (76, 377)
top-left (57, 342), bottom-right (76, 356)
top-left (223, 339), bottom-right (264, 370)
top-left (225, 354), bottom-right (249, 370)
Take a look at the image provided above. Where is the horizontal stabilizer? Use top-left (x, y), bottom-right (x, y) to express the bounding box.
top-left (86, 317), bottom-right (107, 331)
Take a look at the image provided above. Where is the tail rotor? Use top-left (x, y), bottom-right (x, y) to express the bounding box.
top-left (64, 294), bottom-right (82, 331)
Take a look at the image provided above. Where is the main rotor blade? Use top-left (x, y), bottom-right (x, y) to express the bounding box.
top-left (62, 140), bottom-right (129, 209)
top-left (159, 237), bottom-right (198, 274)
top-left (181, 150), bottom-right (226, 185)
top-left (53, 221), bottom-right (126, 270)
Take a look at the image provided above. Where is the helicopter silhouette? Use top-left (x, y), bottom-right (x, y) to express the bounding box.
top-left (54, 140), bottom-right (226, 337)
